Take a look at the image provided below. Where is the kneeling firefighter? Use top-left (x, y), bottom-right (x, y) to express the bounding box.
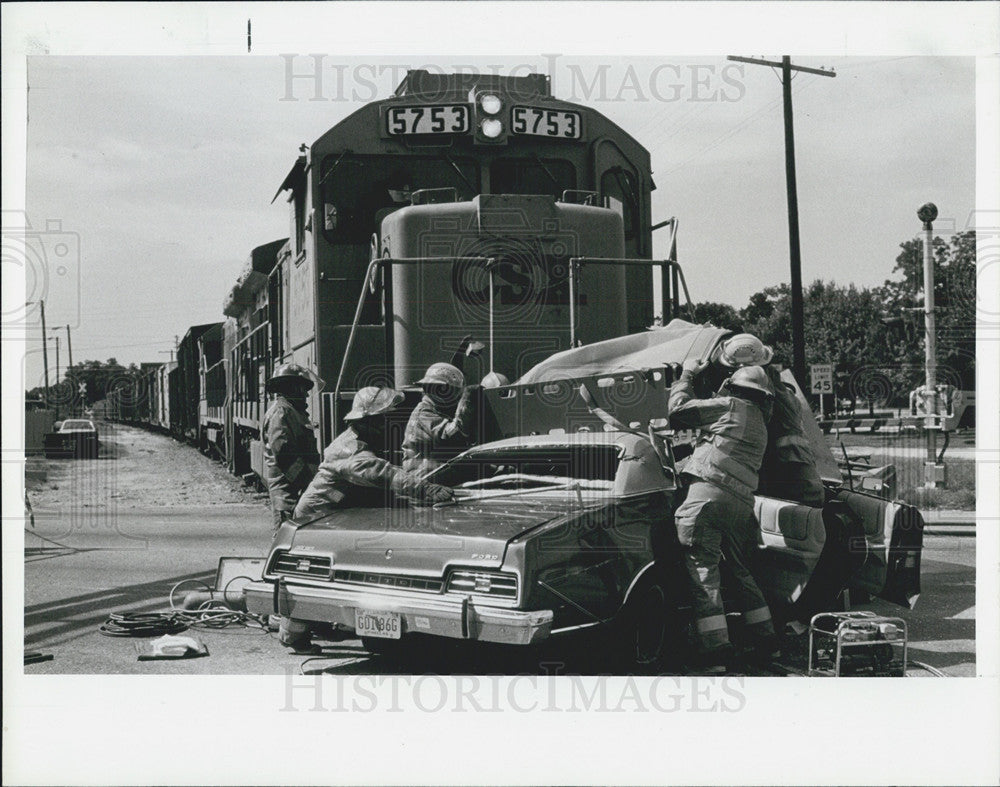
top-left (279, 387), bottom-right (455, 649)
top-left (293, 386), bottom-right (455, 520)
top-left (261, 363), bottom-right (321, 530)
top-left (668, 360), bottom-right (779, 671)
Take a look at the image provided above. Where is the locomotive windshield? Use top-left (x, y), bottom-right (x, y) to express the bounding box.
top-left (490, 158), bottom-right (576, 199)
top-left (320, 154), bottom-right (479, 244)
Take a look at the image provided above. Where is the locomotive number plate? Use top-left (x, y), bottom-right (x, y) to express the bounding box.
top-left (511, 107), bottom-right (582, 139)
top-left (386, 105), bottom-right (470, 135)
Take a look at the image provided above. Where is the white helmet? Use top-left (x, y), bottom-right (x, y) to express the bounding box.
top-left (481, 371), bottom-right (509, 389)
top-left (418, 362), bottom-right (465, 389)
top-left (718, 333), bottom-right (773, 368)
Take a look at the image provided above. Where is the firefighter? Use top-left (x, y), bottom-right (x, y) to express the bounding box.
top-left (401, 362), bottom-right (477, 477)
top-left (668, 360), bottom-right (778, 672)
top-left (716, 333), bottom-right (774, 368)
top-left (261, 363), bottom-right (320, 530)
top-left (293, 386), bottom-right (454, 521)
top-left (711, 334), bottom-right (824, 507)
top-left (758, 366), bottom-right (825, 506)
top-left (280, 386), bottom-right (453, 651)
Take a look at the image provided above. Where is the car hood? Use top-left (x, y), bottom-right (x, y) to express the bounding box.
top-left (279, 497), bottom-right (591, 574)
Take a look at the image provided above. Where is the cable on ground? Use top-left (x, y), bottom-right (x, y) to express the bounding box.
top-left (98, 580), bottom-right (272, 637)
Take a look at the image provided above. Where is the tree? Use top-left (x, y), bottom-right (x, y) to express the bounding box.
top-left (689, 301), bottom-right (743, 332)
top-left (26, 358), bottom-right (142, 410)
top-left (879, 230), bottom-right (976, 391)
top-left (740, 284), bottom-right (793, 366)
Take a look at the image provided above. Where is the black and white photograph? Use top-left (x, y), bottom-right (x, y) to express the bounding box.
top-left (3, 2), bottom-right (998, 785)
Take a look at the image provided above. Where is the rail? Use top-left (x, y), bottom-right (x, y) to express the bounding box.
top-left (333, 255), bottom-right (694, 427)
top-left (568, 257), bottom-right (695, 345)
top-left (333, 256), bottom-right (495, 428)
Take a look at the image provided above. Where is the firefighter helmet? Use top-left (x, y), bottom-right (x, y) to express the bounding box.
top-left (343, 386), bottom-right (405, 421)
top-left (725, 365), bottom-right (775, 399)
top-left (718, 333), bottom-right (774, 368)
top-left (266, 363), bottom-right (318, 393)
top-left (481, 371), bottom-right (510, 389)
top-left (418, 362), bottom-right (465, 389)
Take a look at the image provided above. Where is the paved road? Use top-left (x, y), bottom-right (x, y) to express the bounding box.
top-left (22, 506), bottom-right (976, 676)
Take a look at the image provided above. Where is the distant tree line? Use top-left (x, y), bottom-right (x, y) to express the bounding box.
top-left (26, 358), bottom-right (145, 411)
top-left (686, 230), bottom-right (976, 409)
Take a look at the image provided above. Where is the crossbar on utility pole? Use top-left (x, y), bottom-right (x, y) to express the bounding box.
top-left (728, 55), bottom-right (836, 386)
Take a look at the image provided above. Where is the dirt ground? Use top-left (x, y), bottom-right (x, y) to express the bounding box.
top-left (25, 422), bottom-right (265, 510)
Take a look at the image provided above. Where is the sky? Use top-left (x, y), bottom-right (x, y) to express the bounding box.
top-left (15, 52), bottom-right (976, 390)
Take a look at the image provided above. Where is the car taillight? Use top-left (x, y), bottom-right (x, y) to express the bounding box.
top-left (446, 570), bottom-right (518, 601)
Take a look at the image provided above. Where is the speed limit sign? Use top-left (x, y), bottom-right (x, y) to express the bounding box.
top-left (810, 364), bottom-right (834, 394)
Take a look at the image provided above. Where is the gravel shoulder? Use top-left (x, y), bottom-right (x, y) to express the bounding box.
top-left (25, 421), bottom-right (266, 510)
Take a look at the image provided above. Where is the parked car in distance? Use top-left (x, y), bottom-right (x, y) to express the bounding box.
top-left (44, 418), bottom-right (99, 459)
top-left (243, 429), bottom-right (923, 670)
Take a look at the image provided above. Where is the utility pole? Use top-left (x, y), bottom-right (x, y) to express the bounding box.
top-left (727, 55), bottom-right (836, 385)
top-left (53, 334), bottom-right (61, 420)
top-left (38, 299), bottom-right (50, 408)
top-left (65, 325), bottom-right (74, 378)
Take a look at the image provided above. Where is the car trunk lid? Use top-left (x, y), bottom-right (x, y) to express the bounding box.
top-left (285, 498), bottom-right (577, 575)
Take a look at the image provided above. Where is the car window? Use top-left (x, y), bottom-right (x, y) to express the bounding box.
top-left (61, 420), bottom-right (94, 430)
top-left (430, 446), bottom-right (620, 491)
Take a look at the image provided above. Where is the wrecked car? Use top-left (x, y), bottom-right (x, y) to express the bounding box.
top-left (243, 320), bottom-right (924, 668)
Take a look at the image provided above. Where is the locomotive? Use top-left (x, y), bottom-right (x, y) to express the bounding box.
top-left (104, 69), bottom-right (689, 483)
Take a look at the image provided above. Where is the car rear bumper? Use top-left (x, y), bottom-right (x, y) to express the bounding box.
top-left (243, 580), bottom-right (553, 645)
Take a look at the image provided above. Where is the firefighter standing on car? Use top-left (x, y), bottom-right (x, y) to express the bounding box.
top-left (401, 362), bottom-right (477, 477)
top-left (668, 359), bottom-right (778, 671)
top-left (261, 363), bottom-right (320, 530)
top-left (293, 386), bottom-right (454, 521)
top-left (710, 334), bottom-right (824, 507)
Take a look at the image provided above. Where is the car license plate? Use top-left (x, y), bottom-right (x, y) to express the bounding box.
top-left (511, 106), bottom-right (582, 139)
top-left (386, 105), bottom-right (470, 135)
top-left (355, 609), bottom-right (402, 639)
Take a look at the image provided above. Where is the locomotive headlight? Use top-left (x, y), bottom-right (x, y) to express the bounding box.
top-left (481, 118), bottom-right (504, 138)
top-left (479, 93), bottom-right (502, 115)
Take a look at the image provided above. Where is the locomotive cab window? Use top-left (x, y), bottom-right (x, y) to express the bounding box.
top-left (320, 155), bottom-right (479, 245)
top-left (490, 158), bottom-right (576, 199)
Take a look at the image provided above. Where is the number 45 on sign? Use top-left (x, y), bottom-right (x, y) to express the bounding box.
top-left (810, 364), bottom-right (834, 394)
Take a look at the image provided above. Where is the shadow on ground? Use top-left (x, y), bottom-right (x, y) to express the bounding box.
top-left (24, 569), bottom-right (215, 648)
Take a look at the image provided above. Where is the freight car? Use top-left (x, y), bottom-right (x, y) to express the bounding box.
top-left (221, 238), bottom-right (289, 479)
top-left (172, 322), bottom-right (222, 443)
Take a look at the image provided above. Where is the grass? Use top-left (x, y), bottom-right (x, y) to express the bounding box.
top-left (892, 457), bottom-right (976, 510)
top-left (824, 430), bottom-right (976, 510)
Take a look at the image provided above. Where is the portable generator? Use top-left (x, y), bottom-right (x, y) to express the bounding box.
top-left (808, 611), bottom-right (908, 677)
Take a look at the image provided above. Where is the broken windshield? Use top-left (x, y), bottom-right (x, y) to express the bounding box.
top-left (429, 445), bottom-right (620, 492)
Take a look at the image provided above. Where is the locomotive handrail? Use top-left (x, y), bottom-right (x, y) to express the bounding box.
top-left (332, 255), bottom-right (495, 429)
top-left (567, 257), bottom-right (695, 341)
